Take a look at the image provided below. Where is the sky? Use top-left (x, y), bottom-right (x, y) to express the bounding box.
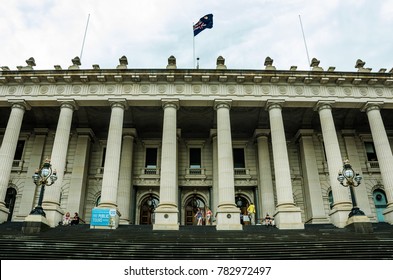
top-left (1, 0), bottom-right (393, 72)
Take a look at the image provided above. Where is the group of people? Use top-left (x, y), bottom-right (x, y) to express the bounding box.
top-left (194, 207), bottom-right (213, 226)
top-left (61, 212), bottom-right (83, 226)
top-left (244, 202), bottom-right (275, 226)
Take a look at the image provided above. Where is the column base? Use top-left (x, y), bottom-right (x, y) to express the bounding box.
top-left (329, 204), bottom-right (352, 228)
top-left (22, 214), bottom-right (51, 234)
top-left (305, 216), bottom-right (330, 224)
top-left (216, 205), bottom-right (242, 231)
top-left (41, 203), bottom-right (63, 227)
top-left (274, 206), bottom-right (304, 229)
top-left (0, 204), bottom-right (9, 224)
top-left (153, 205), bottom-right (179, 230)
top-left (383, 205), bottom-right (393, 225)
top-left (346, 215), bottom-right (373, 233)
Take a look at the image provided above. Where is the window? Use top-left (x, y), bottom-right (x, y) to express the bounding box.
top-left (145, 148), bottom-right (158, 168)
top-left (233, 148), bottom-right (245, 168)
top-left (101, 147), bottom-right (107, 167)
top-left (189, 148), bottom-right (201, 169)
top-left (14, 140), bottom-right (25, 160)
top-left (365, 142), bottom-right (377, 161)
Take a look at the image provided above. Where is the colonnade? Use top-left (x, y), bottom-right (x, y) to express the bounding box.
top-left (0, 99), bottom-right (393, 229)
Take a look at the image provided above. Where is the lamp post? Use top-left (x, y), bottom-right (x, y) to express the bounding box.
top-left (337, 159), bottom-right (364, 217)
top-left (30, 158), bottom-right (57, 217)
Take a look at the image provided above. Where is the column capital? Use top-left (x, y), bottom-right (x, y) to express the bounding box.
top-left (161, 98), bottom-right (179, 110)
top-left (58, 99), bottom-right (78, 111)
top-left (109, 98), bottom-right (128, 110)
top-left (210, 129), bottom-right (217, 139)
top-left (294, 129), bottom-right (314, 141)
top-left (265, 99), bottom-right (285, 111)
top-left (314, 101), bottom-right (335, 112)
top-left (8, 99), bottom-right (31, 111)
top-left (253, 129), bottom-right (270, 139)
top-left (76, 128), bottom-right (96, 139)
top-left (122, 128), bottom-right (137, 138)
top-left (361, 102), bottom-right (383, 113)
top-left (214, 99), bottom-right (232, 110)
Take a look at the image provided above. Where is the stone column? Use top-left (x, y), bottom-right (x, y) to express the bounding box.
top-left (364, 103), bottom-right (393, 224)
top-left (210, 129), bottom-right (219, 217)
top-left (16, 128), bottom-right (48, 221)
top-left (266, 101), bottom-right (303, 229)
top-left (341, 129), bottom-right (373, 219)
top-left (66, 128), bottom-right (94, 217)
top-left (316, 102), bottom-right (352, 228)
top-left (154, 99), bottom-right (179, 230)
top-left (96, 100), bottom-right (127, 229)
top-left (214, 100), bottom-right (241, 230)
top-left (295, 129), bottom-right (329, 223)
top-left (117, 128), bottom-right (137, 225)
top-left (0, 101), bottom-right (30, 223)
top-left (254, 129), bottom-right (275, 219)
top-left (43, 101), bottom-right (77, 227)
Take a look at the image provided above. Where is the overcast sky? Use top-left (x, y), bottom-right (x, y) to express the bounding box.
top-left (1, 0), bottom-right (392, 72)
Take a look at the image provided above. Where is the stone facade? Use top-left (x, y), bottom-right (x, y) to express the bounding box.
top-left (0, 56), bottom-right (392, 230)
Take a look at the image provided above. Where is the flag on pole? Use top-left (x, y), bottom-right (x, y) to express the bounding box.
top-left (193, 14), bottom-right (213, 36)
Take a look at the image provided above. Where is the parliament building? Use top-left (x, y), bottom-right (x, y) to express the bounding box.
top-left (0, 55), bottom-right (392, 231)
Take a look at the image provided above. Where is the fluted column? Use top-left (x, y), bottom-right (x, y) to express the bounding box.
top-left (267, 101), bottom-right (303, 229)
top-left (99, 101), bottom-right (127, 207)
top-left (66, 128), bottom-right (94, 217)
top-left (254, 129), bottom-right (275, 219)
top-left (210, 129), bottom-right (219, 217)
top-left (43, 101), bottom-right (77, 227)
top-left (296, 129), bottom-right (329, 223)
top-left (117, 128), bottom-right (136, 225)
top-left (214, 100), bottom-right (241, 230)
top-left (316, 102), bottom-right (352, 227)
top-left (153, 99), bottom-right (179, 230)
top-left (0, 101), bottom-right (30, 223)
top-left (364, 103), bottom-right (393, 224)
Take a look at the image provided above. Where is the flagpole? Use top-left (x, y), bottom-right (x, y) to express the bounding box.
top-left (193, 22), bottom-right (195, 69)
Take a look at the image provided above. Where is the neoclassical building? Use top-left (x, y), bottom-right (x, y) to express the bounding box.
top-left (0, 55), bottom-right (392, 230)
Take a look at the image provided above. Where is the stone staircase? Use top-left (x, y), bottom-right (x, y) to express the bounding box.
top-left (0, 222), bottom-right (392, 259)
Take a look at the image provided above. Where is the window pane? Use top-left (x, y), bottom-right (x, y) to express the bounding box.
top-left (189, 148), bottom-right (201, 168)
top-left (146, 148), bottom-right (158, 167)
top-left (364, 142), bottom-right (377, 161)
top-left (14, 140), bottom-right (25, 160)
top-left (233, 148), bottom-right (245, 168)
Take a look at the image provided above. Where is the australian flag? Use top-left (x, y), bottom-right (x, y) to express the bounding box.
top-left (193, 14), bottom-right (213, 36)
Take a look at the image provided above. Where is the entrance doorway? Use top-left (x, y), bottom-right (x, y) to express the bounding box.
top-left (185, 196), bottom-right (206, 225)
top-left (373, 189), bottom-right (387, 222)
top-left (5, 187), bottom-right (17, 221)
top-left (139, 195), bottom-right (159, 225)
top-left (235, 195), bottom-right (249, 225)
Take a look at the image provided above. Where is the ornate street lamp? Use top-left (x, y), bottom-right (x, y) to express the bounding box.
top-left (146, 195), bottom-right (157, 211)
top-left (337, 159), bottom-right (364, 217)
top-left (30, 158), bottom-right (57, 217)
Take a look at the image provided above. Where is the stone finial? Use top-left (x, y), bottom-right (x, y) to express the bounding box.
top-left (69, 56), bottom-right (81, 70)
top-left (1, 66), bottom-right (10, 71)
top-left (92, 64), bottom-right (100, 70)
top-left (17, 57), bottom-right (36, 70)
top-left (355, 59), bottom-right (371, 72)
top-left (54, 65), bottom-right (62, 70)
top-left (216, 56), bottom-right (227, 70)
top-left (310, 58), bottom-right (323, 71)
top-left (117, 56), bottom-right (128, 69)
top-left (264, 56), bottom-right (276, 70)
top-left (166, 55), bottom-right (177, 69)
top-left (26, 57), bottom-right (36, 67)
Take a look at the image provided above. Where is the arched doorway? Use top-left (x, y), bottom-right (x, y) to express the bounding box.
top-left (5, 187), bottom-right (17, 221)
top-left (373, 189), bottom-right (387, 222)
top-left (139, 195), bottom-right (159, 225)
top-left (235, 195), bottom-right (249, 225)
top-left (184, 195), bottom-right (206, 225)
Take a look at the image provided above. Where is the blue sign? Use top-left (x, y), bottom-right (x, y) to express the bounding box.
top-left (91, 208), bottom-right (116, 226)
